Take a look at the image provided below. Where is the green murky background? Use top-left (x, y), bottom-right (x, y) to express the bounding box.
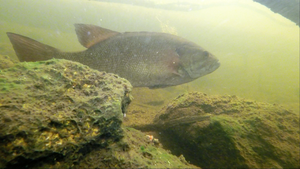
top-left (0, 0), bottom-right (299, 113)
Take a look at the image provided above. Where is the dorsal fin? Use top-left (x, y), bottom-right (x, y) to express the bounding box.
top-left (74, 24), bottom-right (120, 48)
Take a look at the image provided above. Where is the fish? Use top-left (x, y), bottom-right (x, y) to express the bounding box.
top-left (6, 24), bottom-right (220, 88)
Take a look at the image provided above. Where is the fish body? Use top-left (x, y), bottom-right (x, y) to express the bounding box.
top-left (7, 24), bottom-right (220, 88)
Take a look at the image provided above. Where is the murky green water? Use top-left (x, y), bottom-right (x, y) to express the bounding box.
top-left (0, 0), bottom-right (299, 112)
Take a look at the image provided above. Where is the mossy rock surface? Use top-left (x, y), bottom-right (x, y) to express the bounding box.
top-left (73, 127), bottom-right (199, 169)
top-left (0, 54), bottom-right (16, 69)
top-left (0, 59), bottom-right (132, 168)
top-left (141, 92), bottom-right (299, 168)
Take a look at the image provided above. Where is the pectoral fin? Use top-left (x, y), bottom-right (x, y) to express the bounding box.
top-left (165, 50), bottom-right (182, 76)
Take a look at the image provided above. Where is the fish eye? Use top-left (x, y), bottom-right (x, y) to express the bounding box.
top-left (203, 51), bottom-right (209, 57)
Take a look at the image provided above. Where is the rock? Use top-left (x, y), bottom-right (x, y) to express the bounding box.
top-left (0, 59), bottom-right (132, 168)
top-left (151, 92), bottom-right (299, 168)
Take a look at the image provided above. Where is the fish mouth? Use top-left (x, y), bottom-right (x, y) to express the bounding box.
top-left (187, 59), bottom-right (220, 79)
top-left (211, 60), bottom-right (220, 72)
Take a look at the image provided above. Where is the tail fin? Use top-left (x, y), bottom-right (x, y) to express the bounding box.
top-left (6, 32), bottom-right (60, 62)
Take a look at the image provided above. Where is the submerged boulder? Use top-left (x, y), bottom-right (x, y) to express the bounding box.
top-left (0, 59), bottom-right (132, 168)
top-left (150, 92), bottom-right (299, 168)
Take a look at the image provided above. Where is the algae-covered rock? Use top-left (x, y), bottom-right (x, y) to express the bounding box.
top-left (150, 92), bottom-right (299, 169)
top-left (0, 59), bottom-right (132, 168)
top-left (73, 127), bottom-right (200, 169)
top-left (0, 54), bottom-right (16, 69)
